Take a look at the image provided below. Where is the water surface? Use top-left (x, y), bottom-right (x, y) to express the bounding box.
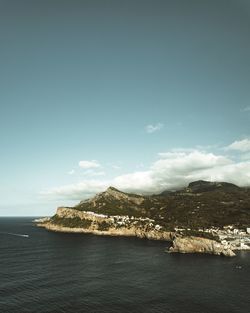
top-left (0, 218), bottom-right (249, 313)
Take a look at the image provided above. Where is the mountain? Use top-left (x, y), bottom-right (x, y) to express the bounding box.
top-left (75, 186), bottom-right (155, 217)
top-left (185, 180), bottom-right (240, 193)
top-left (66, 180), bottom-right (250, 230)
top-left (159, 180), bottom-right (241, 195)
top-left (37, 180), bottom-right (250, 256)
top-left (76, 186), bottom-right (158, 217)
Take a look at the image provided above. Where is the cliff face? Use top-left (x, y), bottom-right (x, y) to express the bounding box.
top-left (56, 207), bottom-right (111, 223)
top-left (38, 206), bottom-right (172, 241)
top-left (169, 236), bottom-right (235, 257)
top-left (39, 222), bottom-right (172, 241)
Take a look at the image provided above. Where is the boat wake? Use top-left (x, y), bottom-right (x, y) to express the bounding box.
top-left (0, 232), bottom-right (29, 238)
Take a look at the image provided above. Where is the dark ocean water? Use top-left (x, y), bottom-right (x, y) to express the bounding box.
top-left (0, 218), bottom-right (250, 313)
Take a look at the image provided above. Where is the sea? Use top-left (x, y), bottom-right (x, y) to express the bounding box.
top-left (0, 218), bottom-right (249, 313)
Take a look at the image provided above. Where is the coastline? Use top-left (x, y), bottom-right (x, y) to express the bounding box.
top-left (37, 219), bottom-right (237, 257)
top-left (37, 221), bottom-right (173, 241)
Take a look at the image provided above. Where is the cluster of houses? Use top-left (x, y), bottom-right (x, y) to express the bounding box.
top-left (84, 212), bottom-right (250, 246)
top-left (174, 225), bottom-right (250, 251)
top-left (83, 211), bottom-right (160, 230)
top-left (54, 208), bottom-right (250, 251)
top-left (217, 226), bottom-right (250, 250)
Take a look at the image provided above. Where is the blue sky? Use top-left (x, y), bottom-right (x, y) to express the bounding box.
top-left (0, 0), bottom-right (250, 216)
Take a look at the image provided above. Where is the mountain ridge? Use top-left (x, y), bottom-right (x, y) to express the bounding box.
top-left (70, 180), bottom-right (250, 229)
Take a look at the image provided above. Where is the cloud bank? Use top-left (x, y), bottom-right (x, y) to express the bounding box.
top-left (226, 138), bottom-right (250, 152)
top-left (41, 140), bottom-right (250, 201)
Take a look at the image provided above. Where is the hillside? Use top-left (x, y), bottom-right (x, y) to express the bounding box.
top-left (68, 181), bottom-right (250, 230)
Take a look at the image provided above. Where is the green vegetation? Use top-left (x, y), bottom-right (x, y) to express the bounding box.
top-left (52, 181), bottom-right (250, 231)
top-left (50, 215), bottom-right (92, 228)
top-left (153, 190), bottom-right (250, 230)
top-left (97, 221), bottom-right (110, 231)
top-left (75, 198), bottom-right (146, 217)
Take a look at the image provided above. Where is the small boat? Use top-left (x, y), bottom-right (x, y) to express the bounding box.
top-left (21, 234), bottom-right (29, 238)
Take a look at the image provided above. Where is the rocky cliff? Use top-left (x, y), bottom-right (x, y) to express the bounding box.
top-left (169, 236), bottom-right (235, 257)
top-left (38, 207), bottom-right (172, 241)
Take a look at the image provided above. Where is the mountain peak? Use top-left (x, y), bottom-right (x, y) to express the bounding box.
top-left (187, 180), bottom-right (239, 193)
top-left (100, 186), bottom-right (145, 204)
top-left (106, 186), bottom-right (122, 193)
top-left (104, 186), bottom-right (126, 198)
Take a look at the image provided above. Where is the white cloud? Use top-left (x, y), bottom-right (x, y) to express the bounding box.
top-left (41, 140), bottom-right (250, 201)
top-left (241, 106), bottom-right (250, 112)
top-left (149, 151), bottom-right (242, 191)
top-left (156, 151), bottom-right (231, 170)
top-left (79, 160), bottom-right (100, 169)
top-left (226, 138), bottom-right (250, 152)
top-left (113, 171), bottom-right (155, 194)
top-left (114, 151), bottom-right (232, 193)
top-left (145, 123), bottom-right (164, 134)
top-left (41, 180), bottom-right (108, 200)
top-left (118, 151), bottom-right (250, 193)
top-left (68, 169), bottom-right (75, 175)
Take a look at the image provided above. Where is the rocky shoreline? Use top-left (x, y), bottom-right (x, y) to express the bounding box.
top-left (37, 220), bottom-right (172, 242)
top-left (37, 220), bottom-right (237, 257)
top-left (36, 208), bottom-right (238, 257)
top-left (169, 236), bottom-right (236, 257)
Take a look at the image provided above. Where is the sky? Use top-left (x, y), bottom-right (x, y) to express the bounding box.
top-left (0, 0), bottom-right (250, 216)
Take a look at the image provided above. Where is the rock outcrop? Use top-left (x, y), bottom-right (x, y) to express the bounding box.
top-left (169, 236), bottom-right (236, 257)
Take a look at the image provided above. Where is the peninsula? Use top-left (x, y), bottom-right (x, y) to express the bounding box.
top-left (37, 180), bottom-right (250, 257)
